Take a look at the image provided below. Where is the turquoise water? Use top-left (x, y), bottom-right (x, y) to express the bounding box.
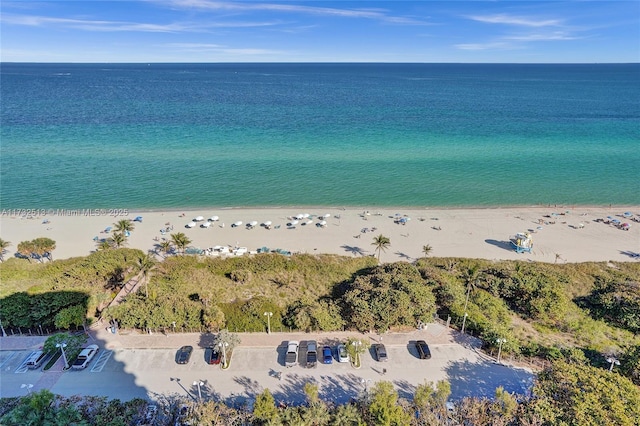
top-left (1, 63), bottom-right (638, 209)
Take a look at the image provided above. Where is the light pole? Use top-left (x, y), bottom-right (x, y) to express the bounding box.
top-left (461, 281), bottom-right (471, 334)
top-left (21, 384), bottom-right (33, 394)
top-left (193, 380), bottom-right (204, 402)
top-left (606, 356), bottom-right (620, 372)
top-left (263, 312), bottom-right (273, 334)
top-left (496, 338), bottom-right (506, 364)
top-left (56, 343), bottom-right (69, 369)
top-left (218, 341), bottom-right (229, 368)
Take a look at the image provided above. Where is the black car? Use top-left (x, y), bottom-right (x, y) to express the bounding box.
top-left (373, 343), bottom-right (388, 362)
top-left (415, 340), bottom-right (431, 359)
top-left (205, 347), bottom-right (221, 365)
top-left (176, 346), bottom-right (193, 364)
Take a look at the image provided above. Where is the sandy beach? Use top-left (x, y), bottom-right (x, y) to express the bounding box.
top-left (1, 206), bottom-right (639, 264)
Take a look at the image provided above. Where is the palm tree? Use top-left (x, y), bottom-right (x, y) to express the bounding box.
top-left (137, 254), bottom-right (156, 298)
top-left (109, 232), bottom-right (127, 248)
top-left (371, 234), bottom-right (391, 261)
top-left (422, 244), bottom-right (433, 257)
top-left (113, 219), bottom-right (134, 235)
top-left (461, 265), bottom-right (482, 334)
top-left (33, 237), bottom-right (56, 261)
top-left (97, 239), bottom-right (112, 251)
top-left (17, 240), bottom-right (35, 262)
top-left (158, 241), bottom-right (172, 257)
top-left (170, 232), bottom-right (191, 254)
top-left (0, 238), bottom-right (10, 262)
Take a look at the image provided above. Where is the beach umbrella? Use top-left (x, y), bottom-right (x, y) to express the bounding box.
top-left (186, 222), bottom-right (196, 228)
top-left (248, 221), bottom-right (258, 228)
top-left (201, 222), bottom-right (211, 228)
top-left (295, 214), bottom-right (304, 220)
top-left (318, 220), bottom-right (327, 228)
top-left (624, 212), bottom-right (632, 217)
top-left (232, 221), bottom-right (243, 227)
top-left (302, 213), bottom-right (310, 218)
top-left (263, 221), bottom-right (272, 227)
top-left (323, 213), bottom-right (331, 218)
top-left (209, 216), bottom-right (219, 222)
top-left (195, 216), bottom-right (204, 222)
top-left (612, 219), bottom-right (621, 224)
top-left (288, 220), bottom-right (299, 226)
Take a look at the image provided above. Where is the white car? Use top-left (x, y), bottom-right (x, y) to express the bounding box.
top-left (337, 344), bottom-right (349, 363)
top-left (71, 344), bottom-right (99, 369)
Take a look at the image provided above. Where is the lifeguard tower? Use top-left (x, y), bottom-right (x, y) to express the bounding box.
top-left (511, 232), bottom-right (533, 253)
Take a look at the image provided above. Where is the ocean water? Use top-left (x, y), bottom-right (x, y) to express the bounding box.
top-left (1, 63), bottom-right (639, 209)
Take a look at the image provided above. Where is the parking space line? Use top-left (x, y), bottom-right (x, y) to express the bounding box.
top-left (0, 352), bottom-right (18, 370)
top-left (90, 350), bottom-right (112, 372)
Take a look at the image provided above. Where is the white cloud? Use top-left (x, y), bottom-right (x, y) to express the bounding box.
top-left (163, 0), bottom-right (429, 24)
top-left (467, 14), bottom-right (563, 27)
top-left (163, 42), bottom-right (283, 55)
top-left (504, 32), bottom-right (580, 41)
top-left (0, 13), bottom-right (281, 32)
top-left (455, 42), bottom-right (513, 51)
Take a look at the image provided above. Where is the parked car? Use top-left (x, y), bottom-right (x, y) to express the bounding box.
top-left (205, 347), bottom-right (221, 365)
top-left (285, 341), bottom-right (299, 367)
top-left (71, 344), bottom-right (99, 369)
top-left (306, 340), bottom-right (318, 368)
top-left (176, 346), bottom-right (193, 364)
top-left (25, 350), bottom-right (49, 369)
top-left (322, 346), bottom-right (333, 364)
top-left (337, 344), bottom-right (349, 363)
top-left (373, 343), bottom-right (388, 362)
top-left (415, 340), bottom-right (432, 359)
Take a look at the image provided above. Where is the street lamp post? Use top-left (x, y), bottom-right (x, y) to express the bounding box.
top-left (496, 338), bottom-right (506, 364)
top-left (606, 356), bottom-right (620, 372)
top-left (193, 380), bottom-right (204, 402)
top-left (263, 312), bottom-right (273, 334)
top-left (56, 343), bottom-right (69, 369)
top-left (218, 341), bottom-right (229, 368)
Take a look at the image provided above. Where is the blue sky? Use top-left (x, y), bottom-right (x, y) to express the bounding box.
top-left (1, 1), bottom-right (638, 62)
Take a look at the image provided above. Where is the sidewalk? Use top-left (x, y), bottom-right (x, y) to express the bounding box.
top-left (0, 323), bottom-right (481, 352)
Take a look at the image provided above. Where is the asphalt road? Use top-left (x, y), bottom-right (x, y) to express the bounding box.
top-left (0, 339), bottom-right (533, 406)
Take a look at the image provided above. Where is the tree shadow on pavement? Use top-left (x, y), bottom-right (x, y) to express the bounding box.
top-left (445, 359), bottom-right (534, 401)
top-left (392, 379), bottom-right (416, 401)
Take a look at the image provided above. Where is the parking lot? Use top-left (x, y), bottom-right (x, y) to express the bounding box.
top-left (0, 329), bottom-right (534, 405)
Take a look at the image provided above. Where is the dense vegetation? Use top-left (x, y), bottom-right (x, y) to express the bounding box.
top-left (3, 364), bottom-right (639, 426)
top-left (1, 250), bottom-right (639, 424)
top-left (2, 252), bottom-right (639, 363)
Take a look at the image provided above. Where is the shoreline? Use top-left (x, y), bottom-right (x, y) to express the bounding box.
top-left (1, 205), bottom-right (638, 264)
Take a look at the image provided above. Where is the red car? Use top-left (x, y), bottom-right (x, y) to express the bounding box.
top-left (205, 347), bottom-right (221, 365)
